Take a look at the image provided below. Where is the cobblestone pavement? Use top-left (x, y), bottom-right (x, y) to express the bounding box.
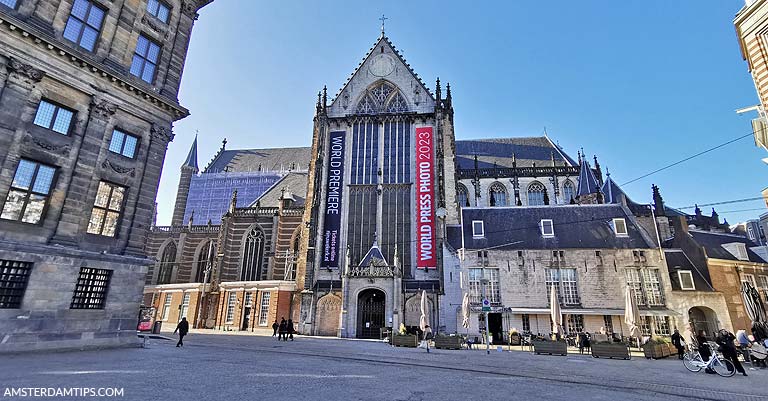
top-left (2, 333), bottom-right (766, 401)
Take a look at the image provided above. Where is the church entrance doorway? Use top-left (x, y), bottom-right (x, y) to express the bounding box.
top-left (357, 289), bottom-right (385, 339)
top-left (488, 313), bottom-right (504, 344)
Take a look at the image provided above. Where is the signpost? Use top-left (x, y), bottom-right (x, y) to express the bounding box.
top-left (481, 279), bottom-right (491, 355)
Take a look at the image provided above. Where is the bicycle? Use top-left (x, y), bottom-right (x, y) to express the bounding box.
top-left (683, 342), bottom-right (736, 377)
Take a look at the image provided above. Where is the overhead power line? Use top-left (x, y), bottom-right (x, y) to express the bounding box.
top-left (675, 197), bottom-right (764, 210)
top-left (716, 207), bottom-right (767, 214)
top-left (621, 132), bottom-right (754, 186)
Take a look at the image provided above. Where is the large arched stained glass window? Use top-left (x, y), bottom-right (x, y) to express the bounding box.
top-left (354, 81), bottom-right (410, 115)
top-left (195, 241), bottom-right (216, 283)
top-left (527, 182), bottom-right (546, 206)
top-left (241, 227), bottom-right (265, 281)
top-left (489, 182), bottom-right (507, 207)
top-left (157, 242), bottom-right (176, 284)
top-left (457, 184), bottom-right (470, 208)
top-left (563, 181), bottom-right (575, 204)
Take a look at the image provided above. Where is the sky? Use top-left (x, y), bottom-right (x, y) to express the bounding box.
top-left (157, 0), bottom-right (765, 226)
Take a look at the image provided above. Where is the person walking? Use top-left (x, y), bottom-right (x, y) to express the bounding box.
top-left (287, 319), bottom-right (295, 341)
top-left (174, 317), bottom-right (189, 348)
top-left (272, 320), bottom-right (279, 337)
top-left (696, 330), bottom-right (714, 374)
top-left (278, 317), bottom-right (287, 341)
top-left (716, 329), bottom-right (748, 377)
top-left (671, 329), bottom-right (685, 360)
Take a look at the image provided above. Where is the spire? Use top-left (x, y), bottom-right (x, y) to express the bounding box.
top-left (711, 208), bottom-right (719, 224)
top-left (576, 150), bottom-right (601, 201)
top-left (593, 155), bottom-right (603, 184)
top-left (316, 91), bottom-right (322, 115)
top-left (182, 134), bottom-right (199, 171)
top-left (322, 85), bottom-right (327, 114)
top-left (435, 77), bottom-right (441, 102)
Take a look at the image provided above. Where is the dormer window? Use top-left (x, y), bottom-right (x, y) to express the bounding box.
top-left (677, 270), bottom-right (695, 290)
top-left (541, 219), bottom-right (554, 237)
top-left (613, 218), bottom-right (628, 236)
top-left (722, 243), bottom-right (749, 261)
top-left (472, 220), bottom-right (484, 238)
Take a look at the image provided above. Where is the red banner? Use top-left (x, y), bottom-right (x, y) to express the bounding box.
top-left (415, 126), bottom-right (436, 269)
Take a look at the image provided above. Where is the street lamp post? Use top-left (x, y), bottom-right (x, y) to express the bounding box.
top-left (481, 277), bottom-right (490, 355)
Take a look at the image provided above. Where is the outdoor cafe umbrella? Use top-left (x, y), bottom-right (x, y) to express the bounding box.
top-left (741, 281), bottom-right (768, 337)
top-left (550, 285), bottom-right (562, 337)
top-left (461, 293), bottom-right (470, 330)
top-left (420, 290), bottom-right (431, 352)
top-left (624, 286), bottom-right (642, 348)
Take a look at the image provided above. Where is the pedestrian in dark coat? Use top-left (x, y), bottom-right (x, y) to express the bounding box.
top-left (696, 330), bottom-right (715, 373)
top-left (272, 320), bottom-right (279, 337)
top-left (671, 329), bottom-right (685, 359)
top-left (174, 317), bottom-right (189, 347)
top-left (716, 329), bottom-right (748, 376)
top-left (278, 317), bottom-right (287, 341)
top-left (287, 319), bottom-right (295, 341)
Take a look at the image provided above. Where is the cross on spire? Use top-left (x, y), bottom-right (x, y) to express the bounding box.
top-left (379, 14), bottom-right (388, 37)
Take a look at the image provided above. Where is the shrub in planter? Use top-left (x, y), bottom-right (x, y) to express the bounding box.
top-left (532, 339), bottom-right (568, 356)
top-left (643, 337), bottom-right (671, 359)
top-left (591, 341), bottom-right (631, 360)
top-left (509, 328), bottom-right (521, 346)
top-left (392, 334), bottom-right (419, 347)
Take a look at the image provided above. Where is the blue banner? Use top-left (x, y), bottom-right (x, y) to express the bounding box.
top-left (320, 131), bottom-right (346, 269)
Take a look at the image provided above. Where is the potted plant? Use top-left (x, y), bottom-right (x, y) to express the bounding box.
top-left (392, 323), bottom-right (418, 347)
top-left (532, 338), bottom-right (568, 356)
top-left (591, 340), bottom-right (631, 360)
top-left (509, 328), bottom-right (521, 346)
top-left (642, 337), bottom-right (670, 359)
top-left (434, 334), bottom-right (463, 350)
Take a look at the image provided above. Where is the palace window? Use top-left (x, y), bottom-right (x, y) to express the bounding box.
top-left (563, 181), bottom-right (575, 204)
top-left (625, 268), bottom-right (665, 307)
top-left (653, 316), bottom-right (671, 336)
top-left (489, 182), bottom-right (507, 207)
top-left (70, 267), bottom-right (112, 309)
top-left (156, 242), bottom-right (176, 285)
top-left (546, 268), bottom-right (580, 306)
top-left (258, 292), bottom-right (271, 326)
top-left (87, 181), bottom-right (126, 237)
top-left (612, 218), bottom-right (628, 236)
top-left (63, 0), bottom-right (105, 52)
top-left (742, 273), bottom-right (757, 288)
top-left (225, 293), bottom-right (236, 323)
top-left (527, 182), bottom-right (546, 206)
top-left (241, 227), bottom-right (265, 281)
top-left (677, 270), bottom-right (695, 290)
top-left (33, 100), bottom-right (75, 135)
top-left (0, 0), bottom-right (18, 9)
top-left (457, 184), bottom-right (469, 207)
top-left (0, 260), bottom-right (32, 309)
top-left (161, 293), bottom-right (172, 320)
top-left (640, 316), bottom-right (652, 336)
top-left (108, 129), bottom-right (139, 158)
top-left (540, 219), bottom-right (554, 237)
top-left (758, 276), bottom-right (768, 301)
top-left (146, 0), bottom-right (170, 23)
top-left (180, 293), bottom-right (190, 319)
top-left (244, 293), bottom-right (253, 308)
top-left (1, 160), bottom-right (56, 224)
top-left (603, 315), bottom-right (613, 335)
top-left (468, 268), bottom-right (500, 304)
top-left (130, 35), bottom-right (161, 84)
top-left (195, 241), bottom-right (216, 283)
top-left (567, 314), bottom-right (584, 333)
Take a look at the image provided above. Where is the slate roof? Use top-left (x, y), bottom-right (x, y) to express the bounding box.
top-left (446, 225), bottom-right (463, 250)
top-left (577, 156), bottom-right (601, 197)
top-left (461, 204), bottom-right (654, 250)
top-left (688, 230), bottom-right (766, 263)
top-left (358, 241), bottom-right (389, 267)
top-left (182, 136), bottom-right (198, 170)
top-left (600, 174), bottom-right (653, 216)
top-left (454, 137), bottom-right (577, 170)
top-left (250, 172), bottom-right (308, 208)
top-left (664, 250), bottom-right (714, 292)
top-left (204, 147), bottom-right (312, 174)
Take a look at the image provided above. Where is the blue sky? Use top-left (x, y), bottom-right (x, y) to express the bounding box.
top-left (158, 0), bottom-right (763, 225)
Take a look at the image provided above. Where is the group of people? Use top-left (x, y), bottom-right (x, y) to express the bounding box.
top-left (271, 317), bottom-right (295, 341)
top-left (682, 325), bottom-right (768, 377)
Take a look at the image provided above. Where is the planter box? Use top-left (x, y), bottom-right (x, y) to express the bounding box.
top-left (532, 340), bottom-right (568, 356)
top-left (643, 344), bottom-right (669, 359)
top-left (591, 343), bottom-right (631, 360)
top-left (392, 335), bottom-right (418, 348)
top-left (434, 336), bottom-right (463, 350)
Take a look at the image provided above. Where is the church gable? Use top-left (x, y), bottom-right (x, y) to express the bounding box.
top-left (327, 36), bottom-right (436, 117)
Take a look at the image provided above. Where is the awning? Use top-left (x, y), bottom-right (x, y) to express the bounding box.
top-left (504, 307), bottom-right (624, 316)
top-left (639, 309), bottom-right (681, 317)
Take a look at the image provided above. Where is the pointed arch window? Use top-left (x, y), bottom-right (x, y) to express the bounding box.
top-left (157, 242), bottom-right (176, 284)
top-left (241, 226), bottom-right (265, 281)
top-left (385, 92), bottom-right (408, 113)
top-left (489, 182), bottom-right (507, 207)
top-left (195, 241), bottom-right (215, 283)
top-left (563, 181), bottom-right (575, 204)
top-left (527, 182), bottom-right (546, 206)
top-left (457, 184), bottom-right (470, 208)
top-left (354, 81), bottom-right (410, 114)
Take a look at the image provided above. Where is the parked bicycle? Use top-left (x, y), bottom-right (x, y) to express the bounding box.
top-left (683, 342), bottom-right (735, 377)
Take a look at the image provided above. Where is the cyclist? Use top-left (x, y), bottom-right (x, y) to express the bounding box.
top-left (716, 329), bottom-right (747, 377)
top-left (696, 330), bottom-right (715, 374)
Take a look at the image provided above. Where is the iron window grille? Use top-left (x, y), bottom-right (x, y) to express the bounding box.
top-left (108, 129), bottom-right (139, 158)
top-left (62, 0), bottom-right (106, 52)
top-left (70, 267), bottom-right (112, 309)
top-left (130, 34), bottom-right (161, 84)
top-left (87, 181), bottom-right (126, 237)
top-left (1, 159), bottom-right (57, 224)
top-left (0, 260), bottom-right (33, 308)
top-left (33, 100), bottom-right (75, 135)
top-left (146, 0), bottom-right (170, 23)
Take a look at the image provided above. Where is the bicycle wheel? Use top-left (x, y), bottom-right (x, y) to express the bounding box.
top-left (683, 353), bottom-right (702, 372)
top-left (712, 358), bottom-right (736, 377)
